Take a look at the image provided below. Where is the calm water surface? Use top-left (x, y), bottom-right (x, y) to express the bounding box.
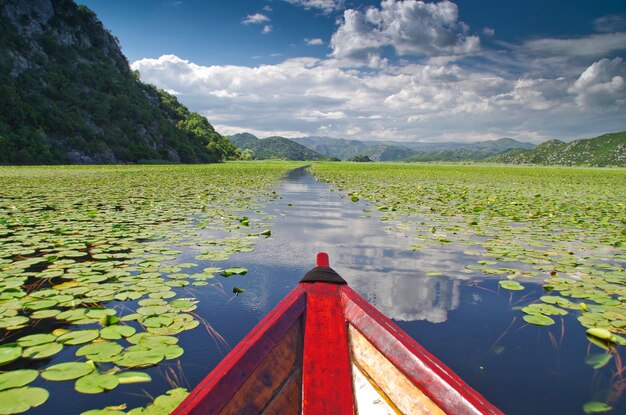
top-left (34, 167), bottom-right (625, 414)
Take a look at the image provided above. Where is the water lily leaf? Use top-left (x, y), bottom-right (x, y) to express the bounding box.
top-left (0, 370), bottom-right (38, 391)
top-left (30, 309), bottom-right (60, 319)
top-left (113, 350), bottom-right (164, 368)
top-left (75, 373), bottom-right (119, 394)
top-left (0, 316), bottom-right (29, 329)
top-left (41, 362), bottom-right (95, 381)
top-left (233, 287), bottom-right (245, 296)
top-left (76, 341), bottom-right (123, 362)
top-left (583, 401), bottom-right (613, 414)
top-left (16, 334), bottom-right (56, 348)
top-left (100, 325), bottom-right (136, 340)
top-left (22, 343), bottom-right (63, 359)
top-left (56, 329), bottom-right (100, 345)
top-left (585, 353), bottom-right (612, 369)
top-left (116, 371), bottom-right (152, 384)
top-left (0, 387), bottom-right (48, 414)
top-left (220, 267), bottom-right (248, 277)
top-left (499, 280), bottom-right (525, 291)
top-left (81, 410), bottom-right (126, 415)
top-left (523, 314), bottom-right (555, 326)
top-left (0, 345), bottom-right (22, 366)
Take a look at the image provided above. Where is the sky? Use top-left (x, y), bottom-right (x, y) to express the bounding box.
top-left (76, 0), bottom-right (626, 143)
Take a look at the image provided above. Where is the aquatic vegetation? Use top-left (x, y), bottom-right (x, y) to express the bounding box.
top-left (0, 162), bottom-right (297, 414)
top-left (310, 163), bottom-right (626, 336)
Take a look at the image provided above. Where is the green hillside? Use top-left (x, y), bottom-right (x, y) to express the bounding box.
top-left (493, 132), bottom-right (626, 166)
top-left (229, 133), bottom-right (332, 161)
top-left (0, 0), bottom-right (237, 164)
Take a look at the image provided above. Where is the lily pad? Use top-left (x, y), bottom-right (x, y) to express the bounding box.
top-left (522, 314), bottom-right (555, 326)
top-left (75, 373), bottom-right (119, 394)
top-left (0, 370), bottom-right (39, 391)
top-left (583, 401), bottom-right (613, 414)
top-left (116, 371), bottom-right (152, 384)
top-left (499, 280), bottom-right (525, 291)
top-left (41, 362), bottom-right (95, 381)
top-left (100, 325), bottom-right (136, 340)
top-left (0, 387), bottom-right (48, 414)
top-left (0, 345), bottom-right (22, 366)
top-left (22, 343), bottom-right (63, 359)
top-left (220, 267), bottom-right (248, 277)
top-left (56, 329), bottom-right (100, 345)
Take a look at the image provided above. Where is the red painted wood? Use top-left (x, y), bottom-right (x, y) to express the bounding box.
top-left (301, 282), bottom-right (355, 414)
top-left (341, 285), bottom-right (503, 415)
top-left (316, 252), bottom-right (329, 267)
top-left (172, 285), bottom-right (306, 415)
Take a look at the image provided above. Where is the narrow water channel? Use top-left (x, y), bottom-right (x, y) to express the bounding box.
top-left (37, 167), bottom-right (623, 414)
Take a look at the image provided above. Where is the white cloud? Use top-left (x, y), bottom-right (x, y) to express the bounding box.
top-left (242, 13), bottom-right (270, 25)
top-left (330, 0), bottom-right (480, 66)
top-left (523, 32), bottom-right (626, 57)
top-left (593, 14), bottom-right (626, 33)
top-left (263, 5), bottom-right (273, 12)
top-left (262, 25), bottom-right (272, 34)
top-left (482, 27), bottom-right (495, 37)
top-left (283, 0), bottom-right (344, 14)
top-left (305, 38), bottom-right (324, 46)
top-left (568, 58), bottom-right (626, 109)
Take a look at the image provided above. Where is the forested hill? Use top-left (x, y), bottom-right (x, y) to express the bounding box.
top-left (228, 133), bottom-right (331, 161)
top-left (0, 0), bottom-right (238, 164)
top-left (492, 131), bottom-right (626, 166)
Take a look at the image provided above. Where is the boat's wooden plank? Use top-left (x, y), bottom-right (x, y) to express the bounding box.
top-left (352, 362), bottom-right (397, 415)
top-left (262, 367), bottom-right (302, 415)
top-left (341, 285), bottom-right (503, 415)
top-left (350, 324), bottom-right (445, 415)
top-left (219, 319), bottom-right (302, 414)
top-left (171, 285), bottom-right (307, 415)
top-left (302, 282), bottom-right (355, 414)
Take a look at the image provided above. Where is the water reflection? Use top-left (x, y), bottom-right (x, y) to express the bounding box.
top-left (252, 167), bottom-right (462, 324)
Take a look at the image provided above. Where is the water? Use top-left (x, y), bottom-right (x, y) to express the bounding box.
top-left (32, 167), bottom-right (625, 414)
top-left (179, 167), bottom-right (625, 415)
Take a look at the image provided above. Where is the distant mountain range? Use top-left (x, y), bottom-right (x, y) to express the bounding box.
top-left (230, 131), bottom-right (626, 166)
top-left (291, 136), bottom-right (535, 161)
top-left (228, 133), bottom-right (333, 161)
top-left (491, 131), bottom-right (626, 166)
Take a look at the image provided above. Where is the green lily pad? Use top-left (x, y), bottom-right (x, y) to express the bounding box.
top-left (75, 373), bottom-right (119, 394)
top-left (56, 329), bottom-right (100, 345)
top-left (523, 314), bottom-right (555, 326)
top-left (0, 345), bottom-right (22, 366)
top-left (585, 353), bottom-right (612, 369)
top-left (583, 401), bottom-right (613, 414)
top-left (16, 334), bottom-right (56, 348)
top-left (100, 325), bottom-right (136, 340)
top-left (116, 371), bottom-right (152, 384)
top-left (22, 342), bottom-right (63, 359)
top-left (499, 280), bottom-right (525, 291)
top-left (0, 387), bottom-right (48, 414)
top-left (41, 362), bottom-right (95, 381)
top-left (0, 370), bottom-right (39, 391)
top-left (75, 341), bottom-right (123, 362)
top-left (220, 267), bottom-right (248, 277)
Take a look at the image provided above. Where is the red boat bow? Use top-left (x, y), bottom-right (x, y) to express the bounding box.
top-left (172, 253), bottom-right (503, 415)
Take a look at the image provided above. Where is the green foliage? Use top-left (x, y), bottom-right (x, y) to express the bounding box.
top-left (0, 2), bottom-right (237, 165)
top-left (229, 133), bottom-right (330, 160)
top-left (348, 155), bottom-right (373, 162)
top-left (492, 132), bottom-right (626, 166)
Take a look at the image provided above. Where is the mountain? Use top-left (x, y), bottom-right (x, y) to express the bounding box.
top-left (292, 136), bottom-right (535, 161)
top-left (492, 132), bottom-right (626, 166)
top-left (228, 133), bottom-right (331, 161)
top-left (0, 0), bottom-right (238, 164)
top-left (404, 138), bottom-right (536, 162)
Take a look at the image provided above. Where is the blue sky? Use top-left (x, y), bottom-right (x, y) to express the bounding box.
top-left (78, 0), bottom-right (626, 143)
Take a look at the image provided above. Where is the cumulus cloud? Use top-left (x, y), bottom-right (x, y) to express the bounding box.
top-left (305, 38), bottom-right (324, 46)
top-left (330, 0), bottom-right (480, 66)
top-left (568, 58), bottom-right (626, 109)
top-left (283, 0), bottom-right (344, 14)
top-left (262, 25), bottom-right (272, 34)
top-left (242, 13), bottom-right (270, 25)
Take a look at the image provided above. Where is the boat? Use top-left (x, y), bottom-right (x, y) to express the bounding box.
top-left (172, 253), bottom-right (503, 415)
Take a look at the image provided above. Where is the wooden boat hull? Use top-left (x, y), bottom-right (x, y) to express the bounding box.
top-left (173, 254), bottom-right (502, 415)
